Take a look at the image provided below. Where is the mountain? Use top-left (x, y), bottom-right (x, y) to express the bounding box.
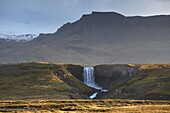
top-left (0, 33), bottom-right (37, 42)
top-left (0, 12), bottom-right (170, 64)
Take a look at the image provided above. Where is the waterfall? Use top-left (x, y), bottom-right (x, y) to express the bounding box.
top-left (83, 67), bottom-right (95, 87)
top-left (83, 67), bottom-right (107, 90)
top-left (83, 67), bottom-right (108, 99)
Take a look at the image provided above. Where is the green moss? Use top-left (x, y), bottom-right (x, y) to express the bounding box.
top-left (0, 62), bottom-right (94, 100)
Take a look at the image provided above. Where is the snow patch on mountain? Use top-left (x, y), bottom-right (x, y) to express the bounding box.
top-left (0, 33), bottom-right (38, 42)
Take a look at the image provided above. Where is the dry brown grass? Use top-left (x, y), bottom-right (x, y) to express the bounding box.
top-left (113, 105), bottom-right (170, 113)
top-left (0, 99), bottom-right (169, 113)
top-left (139, 64), bottom-right (170, 70)
top-left (0, 63), bottom-right (94, 100)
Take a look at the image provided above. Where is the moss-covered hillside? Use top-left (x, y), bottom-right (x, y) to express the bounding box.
top-left (1, 63), bottom-right (170, 100)
top-left (95, 64), bottom-right (170, 100)
top-left (0, 62), bottom-right (94, 100)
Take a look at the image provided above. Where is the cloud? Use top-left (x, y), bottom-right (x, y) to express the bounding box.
top-left (0, 0), bottom-right (170, 34)
top-left (21, 21), bottom-right (31, 25)
top-left (156, 0), bottom-right (170, 2)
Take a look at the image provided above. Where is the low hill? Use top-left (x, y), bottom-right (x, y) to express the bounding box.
top-left (0, 62), bottom-right (94, 99)
top-left (0, 63), bottom-right (169, 100)
top-left (95, 64), bottom-right (170, 100)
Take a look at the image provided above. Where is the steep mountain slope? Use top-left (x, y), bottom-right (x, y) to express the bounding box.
top-left (0, 12), bottom-right (170, 65)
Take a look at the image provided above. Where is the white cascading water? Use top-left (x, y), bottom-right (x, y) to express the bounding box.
top-left (83, 67), bottom-right (107, 99)
top-left (83, 67), bottom-right (95, 88)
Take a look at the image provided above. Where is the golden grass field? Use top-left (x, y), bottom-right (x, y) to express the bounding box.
top-left (0, 99), bottom-right (169, 113)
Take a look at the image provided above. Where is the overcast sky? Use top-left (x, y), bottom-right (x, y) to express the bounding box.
top-left (0, 0), bottom-right (170, 35)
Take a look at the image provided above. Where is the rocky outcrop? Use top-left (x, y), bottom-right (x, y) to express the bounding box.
top-left (94, 64), bottom-right (138, 89)
top-left (95, 64), bottom-right (170, 100)
top-left (64, 64), bottom-right (84, 81)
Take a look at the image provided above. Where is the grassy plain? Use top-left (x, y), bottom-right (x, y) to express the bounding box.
top-left (0, 99), bottom-right (169, 113)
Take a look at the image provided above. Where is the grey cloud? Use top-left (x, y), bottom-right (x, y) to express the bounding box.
top-left (0, 0), bottom-right (170, 34)
top-left (21, 21), bottom-right (31, 25)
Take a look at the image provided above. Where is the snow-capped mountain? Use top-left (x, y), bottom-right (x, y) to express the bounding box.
top-left (0, 33), bottom-right (38, 42)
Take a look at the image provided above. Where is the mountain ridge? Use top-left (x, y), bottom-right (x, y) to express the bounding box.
top-left (0, 12), bottom-right (170, 65)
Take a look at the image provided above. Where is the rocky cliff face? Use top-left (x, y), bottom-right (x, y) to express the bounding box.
top-left (94, 64), bottom-right (138, 88)
top-left (64, 64), bottom-right (84, 81)
top-left (94, 64), bottom-right (170, 100)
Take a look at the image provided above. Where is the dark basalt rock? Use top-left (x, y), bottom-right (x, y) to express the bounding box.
top-left (94, 64), bottom-right (138, 88)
